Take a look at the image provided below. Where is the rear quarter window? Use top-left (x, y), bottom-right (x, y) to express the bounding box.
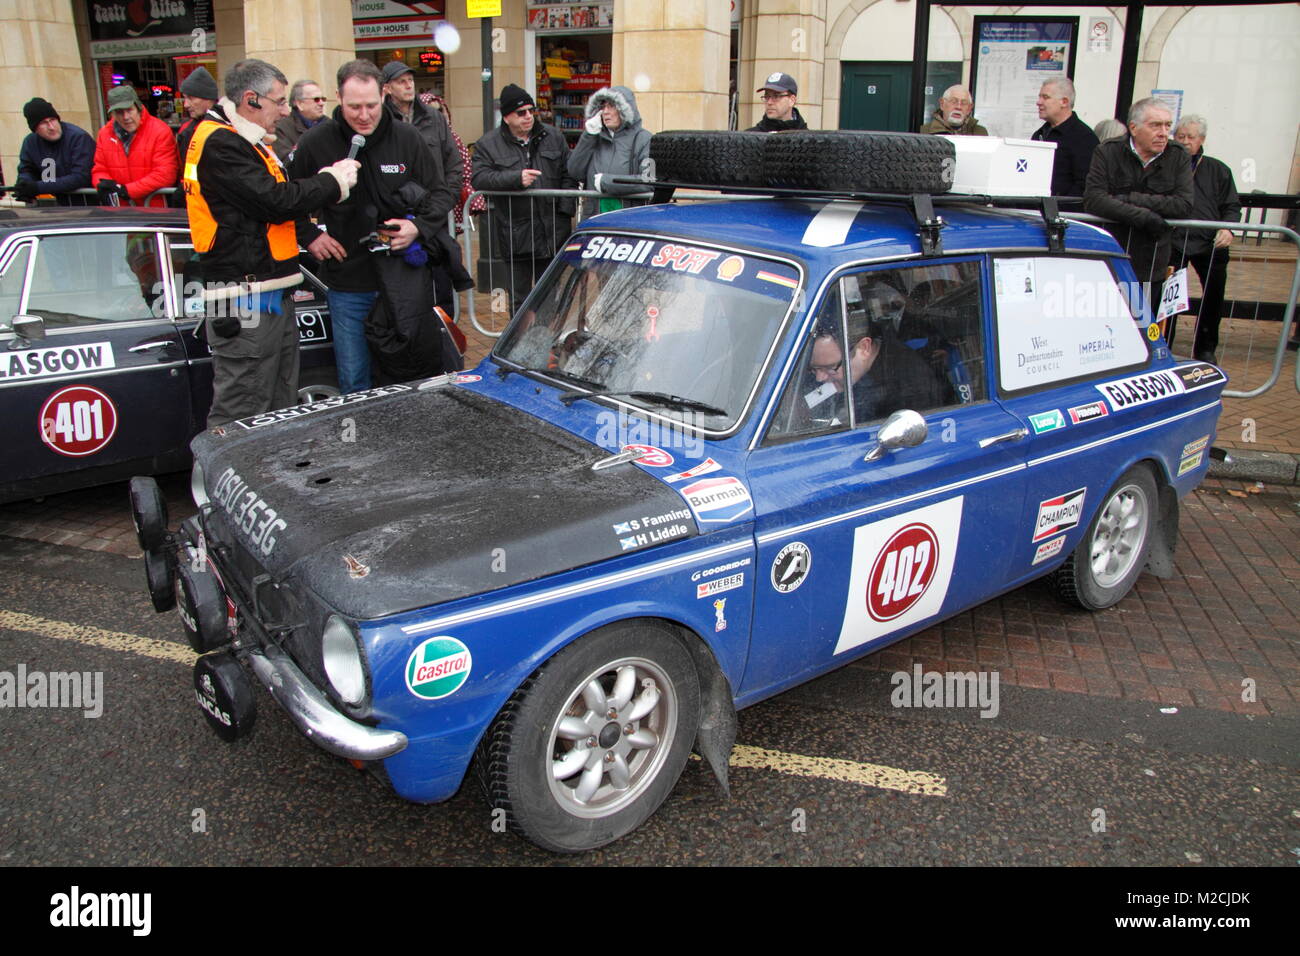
top-left (994, 256), bottom-right (1149, 393)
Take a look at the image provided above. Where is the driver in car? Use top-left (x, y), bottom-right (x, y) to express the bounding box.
top-left (808, 311), bottom-right (949, 424)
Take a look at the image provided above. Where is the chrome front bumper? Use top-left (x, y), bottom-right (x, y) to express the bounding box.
top-left (246, 643), bottom-right (407, 761)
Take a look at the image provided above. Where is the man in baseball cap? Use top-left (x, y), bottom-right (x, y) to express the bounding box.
top-left (749, 72), bottom-right (807, 132)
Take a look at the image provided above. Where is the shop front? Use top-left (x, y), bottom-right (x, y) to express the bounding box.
top-left (528, 2), bottom-right (614, 144)
top-left (352, 0), bottom-right (449, 100)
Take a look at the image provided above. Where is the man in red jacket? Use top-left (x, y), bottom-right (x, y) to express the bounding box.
top-left (92, 86), bottom-right (178, 207)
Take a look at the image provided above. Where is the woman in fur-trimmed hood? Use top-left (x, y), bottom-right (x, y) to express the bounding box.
top-left (567, 85), bottom-right (652, 219)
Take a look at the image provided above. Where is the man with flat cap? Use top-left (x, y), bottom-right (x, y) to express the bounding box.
top-left (749, 72), bottom-right (808, 132)
top-left (14, 97), bottom-right (95, 204)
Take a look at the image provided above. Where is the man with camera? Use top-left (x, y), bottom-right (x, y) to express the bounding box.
top-left (291, 59), bottom-right (465, 392)
top-left (182, 58), bottom-right (358, 426)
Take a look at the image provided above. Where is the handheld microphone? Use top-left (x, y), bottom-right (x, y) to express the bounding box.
top-left (348, 134), bottom-right (366, 161)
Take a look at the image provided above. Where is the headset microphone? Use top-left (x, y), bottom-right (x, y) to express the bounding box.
top-left (248, 94), bottom-right (261, 109)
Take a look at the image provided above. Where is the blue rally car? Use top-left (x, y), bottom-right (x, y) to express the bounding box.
top-left (131, 133), bottom-right (1225, 851)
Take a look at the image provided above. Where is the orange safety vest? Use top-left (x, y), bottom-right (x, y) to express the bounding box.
top-left (182, 119), bottom-right (299, 263)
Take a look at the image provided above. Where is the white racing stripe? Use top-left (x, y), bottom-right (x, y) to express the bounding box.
top-left (801, 201), bottom-right (865, 247)
top-left (0, 609), bottom-right (197, 665)
top-left (726, 744), bottom-right (948, 796)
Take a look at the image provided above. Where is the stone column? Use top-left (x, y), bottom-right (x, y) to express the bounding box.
top-left (213, 0), bottom-right (247, 83)
top-left (740, 0), bottom-right (825, 130)
top-left (613, 0), bottom-right (731, 133)
top-left (1, 1), bottom-right (92, 185)
top-left (242, 0), bottom-right (353, 98)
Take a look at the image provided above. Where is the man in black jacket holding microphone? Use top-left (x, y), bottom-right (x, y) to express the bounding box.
top-left (291, 59), bottom-right (464, 392)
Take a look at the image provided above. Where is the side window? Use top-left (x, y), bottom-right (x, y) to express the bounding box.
top-left (0, 243), bottom-right (32, 321)
top-left (994, 256), bottom-right (1149, 392)
top-left (25, 233), bottom-right (165, 327)
top-left (166, 238), bottom-right (206, 319)
top-left (768, 260), bottom-right (985, 444)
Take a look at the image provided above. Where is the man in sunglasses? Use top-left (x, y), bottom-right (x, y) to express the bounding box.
top-left (748, 73), bottom-right (808, 133)
top-left (272, 79), bottom-right (327, 163)
top-left (471, 83), bottom-right (577, 315)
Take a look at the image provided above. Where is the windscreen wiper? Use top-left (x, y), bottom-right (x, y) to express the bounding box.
top-left (580, 391), bottom-right (728, 417)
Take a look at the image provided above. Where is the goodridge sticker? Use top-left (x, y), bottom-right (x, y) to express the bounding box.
top-left (405, 636), bottom-right (472, 700)
top-left (834, 497), bottom-right (963, 655)
top-left (1033, 488), bottom-right (1087, 543)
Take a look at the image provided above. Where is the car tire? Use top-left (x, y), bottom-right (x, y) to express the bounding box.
top-left (649, 131), bottom-right (768, 188)
top-left (297, 368), bottom-right (340, 404)
top-left (128, 476), bottom-right (168, 553)
top-left (475, 621), bottom-right (700, 853)
top-left (763, 131), bottom-right (955, 194)
top-left (1050, 465), bottom-right (1157, 611)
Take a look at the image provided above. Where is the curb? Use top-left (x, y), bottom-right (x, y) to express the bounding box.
top-left (1207, 448), bottom-right (1300, 485)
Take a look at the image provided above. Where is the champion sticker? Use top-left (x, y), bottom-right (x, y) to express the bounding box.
top-left (1067, 400), bottom-right (1109, 424)
top-left (39, 385), bottom-right (118, 458)
top-left (834, 497), bottom-right (963, 654)
top-left (1096, 369), bottom-right (1186, 410)
top-left (1177, 450), bottom-right (1204, 476)
top-left (623, 444), bottom-right (674, 467)
top-left (771, 541), bottom-right (811, 594)
top-left (2, 342), bottom-right (116, 382)
top-left (664, 458), bottom-right (721, 484)
top-left (405, 636), bottom-right (472, 700)
top-left (1181, 434), bottom-right (1209, 458)
top-left (1029, 409), bottom-right (1065, 434)
top-left (679, 476), bottom-right (753, 523)
top-left (1032, 535), bottom-right (1067, 565)
top-left (1032, 488), bottom-right (1087, 543)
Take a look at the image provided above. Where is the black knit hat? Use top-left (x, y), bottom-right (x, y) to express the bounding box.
top-left (498, 84), bottom-right (534, 117)
top-left (180, 66), bottom-right (218, 100)
top-left (23, 97), bottom-right (60, 132)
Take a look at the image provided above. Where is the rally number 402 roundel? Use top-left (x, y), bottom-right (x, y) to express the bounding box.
top-left (39, 385), bottom-right (118, 457)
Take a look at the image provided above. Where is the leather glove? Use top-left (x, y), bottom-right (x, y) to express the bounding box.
top-left (97, 179), bottom-right (129, 203)
top-left (585, 112), bottom-right (603, 135)
top-left (13, 180), bottom-right (40, 202)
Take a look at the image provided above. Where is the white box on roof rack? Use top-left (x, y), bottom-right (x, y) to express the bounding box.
top-left (947, 136), bottom-right (1056, 197)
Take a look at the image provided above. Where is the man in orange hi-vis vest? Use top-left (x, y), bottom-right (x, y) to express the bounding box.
top-left (183, 58), bottom-right (360, 426)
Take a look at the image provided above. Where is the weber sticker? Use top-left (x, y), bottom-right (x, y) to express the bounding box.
top-left (405, 636), bottom-right (472, 700)
top-left (1181, 435), bottom-right (1210, 458)
top-left (697, 573), bottom-right (744, 599)
top-left (1178, 451), bottom-right (1204, 476)
top-left (0, 342), bottom-right (116, 381)
top-left (1096, 370), bottom-right (1185, 410)
top-left (679, 476), bottom-right (754, 523)
top-left (1032, 488), bottom-right (1087, 543)
top-left (1032, 535), bottom-right (1067, 565)
top-left (1029, 409), bottom-right (1065, 434)
top-left (1067, 400), bottom-right (1109, 424)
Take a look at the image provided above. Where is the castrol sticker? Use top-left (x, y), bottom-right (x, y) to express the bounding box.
top-left (405, 636), bottom-right (472, 700)
top-left (39, 385), bottom-right (118, 457)
top-left (833, 497), bottom-right (963, 655)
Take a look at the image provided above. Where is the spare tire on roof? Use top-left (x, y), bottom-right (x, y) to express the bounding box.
top-left (763, 131), bottom-right (955, 194)
top-left (648, 130), bottom-right (769, 188)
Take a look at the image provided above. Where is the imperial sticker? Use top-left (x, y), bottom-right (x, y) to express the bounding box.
top-left (834, 497), bottom-right (964, 655)
top-left (1095, 369), bottom-right (1185, 410)
top-left (1032, 488), bottom-right (1087, 542)
top-left (623, 443), bottom-right (673, 467)
top-left (771, 541), bottom-right (811, 594)
top-left (405, 637), bottom-right (472, 700)
top-left (1067, 400), bottom-right (1109, 424)
top-left (679, 476), bottom-right (753, 523)
top-left (39, 385), bottom-right (118, 457)
top-left (1175, 362), bottom-right (1226, 390)
top-left (1181, 434), bottom-right (1210, 458)
top-left (1178, 451), bottom-right (1204, 476)
top-left (696, 573), bottom-right (743, 600)
top-left (1029, 409), bottom-right (1066, 434)
top-left (0, 342), bottom-right (116, 381)
top-left (664, 458), bottom-right (721, 483)
top-left (1032, 535), bottom-right (1067, 565)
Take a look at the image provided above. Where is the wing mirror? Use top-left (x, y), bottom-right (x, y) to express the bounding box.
top-left (5, 314), bottom-right (45, 347)
top-left (864, 409), bottom-right (927, 462)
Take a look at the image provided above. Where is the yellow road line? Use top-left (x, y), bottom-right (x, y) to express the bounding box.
top-left (0, 610), bottom-right (196, 666)
top-left (729, 744), bottom-right (948, 797)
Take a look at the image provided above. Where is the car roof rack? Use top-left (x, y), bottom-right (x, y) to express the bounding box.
top-left (621, 176), bottom-right (1072, 257)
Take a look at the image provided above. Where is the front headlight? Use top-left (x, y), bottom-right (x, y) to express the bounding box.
top-left (191, 460), bottom-right (209, 508)
top-left (322, 615), bottom-right (367, 705)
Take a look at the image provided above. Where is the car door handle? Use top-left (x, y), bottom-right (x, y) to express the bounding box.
top-left (978, 428), bottom-right (1028, 448)
top-left (129, 339), bottom-right (179, 354)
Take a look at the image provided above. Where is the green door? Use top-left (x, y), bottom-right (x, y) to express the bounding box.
top-left (841, 61), bottom-right (965, 132)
